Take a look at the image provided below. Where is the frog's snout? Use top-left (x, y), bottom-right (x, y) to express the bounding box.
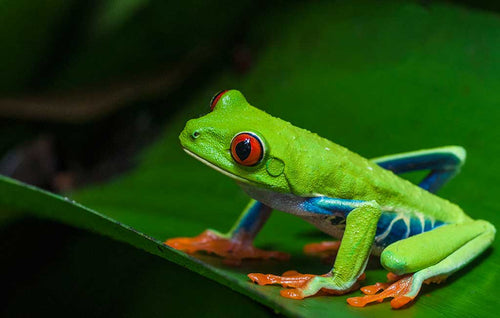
top-left (180, 120), bottom-right (198, 146)
top-left (179, 120), bottom-right (214, 149)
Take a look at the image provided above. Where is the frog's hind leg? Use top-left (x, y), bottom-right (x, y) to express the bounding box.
top-left (371, 146), bottom-right (465, 193)
top-left (347, 220), bottom-right (495, 308)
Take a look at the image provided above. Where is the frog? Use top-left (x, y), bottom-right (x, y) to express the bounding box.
top-left (165, 89), bottom-right (495, 309)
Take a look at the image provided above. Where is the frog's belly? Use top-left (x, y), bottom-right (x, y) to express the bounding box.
top-left (239, 184), bottom-right (447, 255)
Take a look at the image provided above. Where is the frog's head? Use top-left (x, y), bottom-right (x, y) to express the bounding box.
top-left (179, 90), bottom-right (291, 192)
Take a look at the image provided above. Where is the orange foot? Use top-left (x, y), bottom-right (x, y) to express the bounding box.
top-left (303, 241), bottom-right (341, 261)
top-left (248, 270), bottom-right (365, 299)
top-left (165, 230), bottom-right (289, 265)
top-left (347, 274), bottom-right (418, 309)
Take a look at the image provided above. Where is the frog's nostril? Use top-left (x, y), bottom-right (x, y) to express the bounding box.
top-left (191, 131), bottom-right (200, 139)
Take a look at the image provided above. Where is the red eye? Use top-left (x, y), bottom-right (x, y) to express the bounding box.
top-left (210, 90), bottom-right (228, 111)
top-left (230, 133), bottom-right (264, 166)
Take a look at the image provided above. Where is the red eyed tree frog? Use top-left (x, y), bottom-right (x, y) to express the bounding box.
top-left (166, 90), bottom-right (495, 309)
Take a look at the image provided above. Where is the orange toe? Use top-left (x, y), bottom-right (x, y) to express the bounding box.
top-left (248, 271), bottom-right (315, 288)
top-left (280, 288), bottom-right (306, 299)
top-left (391, 296), bottom-right (414, 309)
top-left (249, 270), bottom-right (360, 300)
top-left (304, 241), bottom-right (341, 254)
top-left (360, 282), bottom-right (390, 295)
top-left (303, 241), bottom-right (341, 261)
top-left (165, 230), bottom-right (226, 254)
top-left (387, 272), bottom-right (405, 282)
top-left (347, 275), bottom-right (416, 308)
top-left (248, 271), bottom-right (327, 299)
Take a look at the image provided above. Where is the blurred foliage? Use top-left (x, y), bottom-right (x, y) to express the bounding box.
top-left (0, 0), bottom-right (75, 93)
top-left (49, 0), bottom-right (254, 90)
top-left (1, 0), bottom-right (500, 317)
top-left (0, 0), bottom-right (255, 94)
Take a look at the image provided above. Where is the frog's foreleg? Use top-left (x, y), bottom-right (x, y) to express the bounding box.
top-left (227, 199), bottom-right (272, 240)
top-left (301, 197), bottom-right (372, 259)
top-left (249, 200), bottom-right (381, 298)
top-left (165, 199), bottom-right (288, 264)
top-left (348, 220), bottom-right (495, 308)
top-left (372, 146), bottom-right (465, 193)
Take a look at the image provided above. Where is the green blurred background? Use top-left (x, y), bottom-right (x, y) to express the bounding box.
top-left (1, 0), bottom-right (499, 317)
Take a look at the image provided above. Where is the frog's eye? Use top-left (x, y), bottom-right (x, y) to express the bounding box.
top-left (230, 133), bottom-right (264, 166)
top-left (210, 90), bottom-right (228, 111)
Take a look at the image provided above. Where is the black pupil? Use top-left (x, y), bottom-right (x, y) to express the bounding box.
top-left (235, 139), bottom-right (251, 161)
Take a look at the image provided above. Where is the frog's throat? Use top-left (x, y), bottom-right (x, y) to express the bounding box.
top-left (183, 148), bottom-right (256, 185)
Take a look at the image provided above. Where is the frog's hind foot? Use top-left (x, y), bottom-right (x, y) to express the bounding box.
top-left (165, 230), bottom-right (289, 265)
top-left (303, 241), bottom-right (341, 261)
top-left (347, 274), bottom-right (418, 309)
top-left (249, 271), bottom-right (366, 300)
top-left (248, 271), bottom-right (327, 299)
top-left (248, 270), bottom-right (316, 288)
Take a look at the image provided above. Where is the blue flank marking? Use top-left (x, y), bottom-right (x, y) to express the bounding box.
top-left (375, 212), bottom-right (448, 248)
top-left (409, 217), bottom-right (423, 236)
top-left (383, 219), bottom-right (408, 246)
top-left (424, 218), bottom-right (433, 231)
top-left (301, 197), bottom-right (366, 216)
top-left (376, 213), bottom-right (396, 236)
top-left (299, 195), bottom-right (450, 249)
top-left (434, 220), bottom-right (445, 228)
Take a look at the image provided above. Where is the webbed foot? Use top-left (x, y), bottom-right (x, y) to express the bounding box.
top-left (165, 230), bottom-right (289, 265)
top-left (248, 270), bottom-right (365, 299)
top-left (303, 241), bottom-right (341, 261)
top-left (347, 274), bottom-right (417, 309)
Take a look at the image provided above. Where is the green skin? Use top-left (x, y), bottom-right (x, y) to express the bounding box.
top-left (179, 90), bottom-right (496, 299)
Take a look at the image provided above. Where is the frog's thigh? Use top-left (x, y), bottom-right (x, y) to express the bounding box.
top-left (371, 146), bottom-right (465, 193)
top-left (381, 220), bottom-right (495, 276)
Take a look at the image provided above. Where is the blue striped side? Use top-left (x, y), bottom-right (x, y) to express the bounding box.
top-left (301, 197), bottom-right (366, 216)
top-left (375, 212), bottom-right (447, 248)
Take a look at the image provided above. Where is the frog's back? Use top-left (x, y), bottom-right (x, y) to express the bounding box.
top-left (284, 136), bottom-right (471, 252)
top-left (280, 122), bottom-right (469, 225)
top-left (237, 107), bottom-right (472, 254)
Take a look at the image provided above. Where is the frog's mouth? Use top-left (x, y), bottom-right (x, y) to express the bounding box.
top-left (183, 148), bottom-right (251, 184)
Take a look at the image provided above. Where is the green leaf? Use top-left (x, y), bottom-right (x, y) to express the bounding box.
top-left (0, 218), bottom-right (273, 317)
top-left (50, 0), bottom-right (255, 90)
top-left (2, 1), bottom-right (500, 317)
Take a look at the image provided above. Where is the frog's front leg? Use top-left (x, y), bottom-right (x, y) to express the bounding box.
top-left (348, 220), bottom-right (495, 308)
top-left (249, 200), bottom-right (381, 298)
top-left (165, 199), bottom-right (289, 265)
